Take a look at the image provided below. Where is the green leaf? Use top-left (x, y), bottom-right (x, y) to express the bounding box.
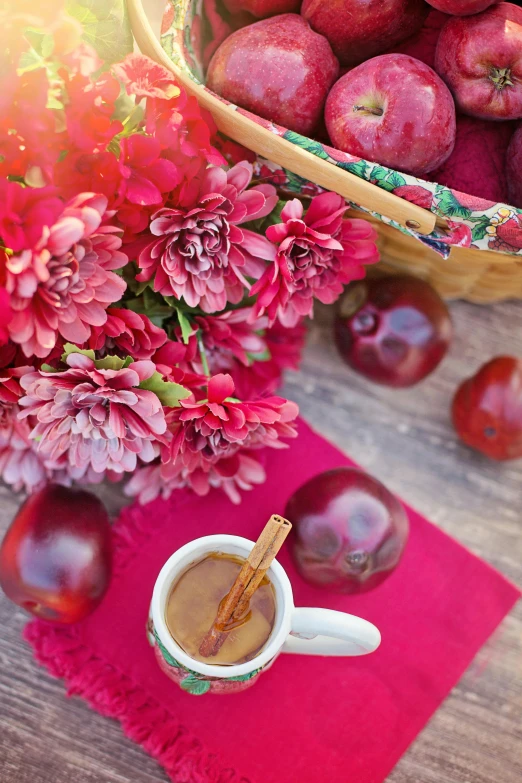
top-left (139, 371), bottom-right (191, 407)
top-left (153, 631), bottom-right (182, 668)
top-left (180, 675), bottom-right (211, 695)
top-left (40, 363), bottom-right (59, 373)
top-left (227, 672), bottom-right (257, 682)
top-left (246, 348), bottom-right (271, 363)
top-left (66, 0), bottom-right (133, 63)
top-left (61, 343), bottom-right (95, 362)
top-left (435, 188), bottom-right (472, 219)
top-left (387, 170), bottom-right (406, 190)
top-left (177, 309), bottom-right (193, 345)
top-left (283, 131), bottom-right (329, 161)
top-left (470, 215), bottom-right (492, 242)
top-left (17, 49), bottom-right (43, 75)
top-left (94, 355), bottom-right (128, 370)
top-left (337, 159), bottom-right (368, 179)
top-left (41, 34), bottom-right (55, 59)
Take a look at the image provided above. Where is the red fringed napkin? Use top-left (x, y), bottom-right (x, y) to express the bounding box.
top-left (25, 420), bottom-right (520, 783)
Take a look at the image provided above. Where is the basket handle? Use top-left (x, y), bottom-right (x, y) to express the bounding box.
top-left (127, 0), bottom-right (439, 236)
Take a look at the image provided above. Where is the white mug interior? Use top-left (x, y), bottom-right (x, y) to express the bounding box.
top-left (151, 534), bottom-right (294, 679)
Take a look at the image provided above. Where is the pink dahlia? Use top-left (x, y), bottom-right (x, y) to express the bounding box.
top-left (251, 192), bottom-right (379, 326)
top-left (0, 405), bottom-right (50, 493)
top-left (64, 71), bottom-right (123, 153)
top-left (0, 365), bottom-right (33, 404)
top-left (118, 135), bottom-right (180, 207)
top-left (178, 307), bottom-right (302, 398)
top-left (18, 352), bottom-right (169, 479)
top-left (152, 340), bottom-right (207, 393)
top-left (230, 318), bottom-right (307, 399)
top-left (0, 180), bottom-right (63, 252)
top-left (0, 286), bottom-right (12, 346)
top-left (136, 162), bottom-right (277, 312)
top-left (88, 308), bottom-right (167, 360)
top-left (112, 54), bottom-right (180, 100)
top-left (145, 89), bottom-right (224, 181)
top-left (6, 193), bottom-right (128, 358)
top-left (193, 307), bottom-right (269, 368)
top-left (162, 372), bottom-right (298, 477)
top-left (125, 451), bottom-right (266, 505)
top-left (54, 150), bottom-right (122, 204)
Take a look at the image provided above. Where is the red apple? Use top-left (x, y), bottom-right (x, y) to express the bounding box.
top-left (223, 0), bottom-right (301, 18)
top-left (286, 468), bottom-right (409, 593)
top-left (434, 3), bottom-right (522, 120)
top-left (334, 276), bottom-right (452, 387)
top-left (426, 0), bottom-right (499, 12)
top-left (325, 54), bottom-right (456, 176)
top-left (452, 357), bottom-right (522, 460)
top-left (301, 0), bottom-right (429, 67)
top-left (0, 484), bottom-right (112, 623)
top-left (206, 14), bottom-right (339, 136)
top-left (507, 125), bottom-right (522, 208)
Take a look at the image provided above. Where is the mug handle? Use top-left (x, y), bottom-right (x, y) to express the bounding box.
top-left (283, 607), bottom-right (381, 657)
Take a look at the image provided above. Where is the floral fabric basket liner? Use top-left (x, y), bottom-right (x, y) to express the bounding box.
top-left (160, 0), bottom-right (522, 260)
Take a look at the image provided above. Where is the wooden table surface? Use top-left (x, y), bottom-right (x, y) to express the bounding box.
top-left (1, 297), bottom-right (521, 783)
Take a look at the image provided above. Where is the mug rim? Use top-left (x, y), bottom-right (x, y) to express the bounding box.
top-left (151, 534), bottom-right (294, 678)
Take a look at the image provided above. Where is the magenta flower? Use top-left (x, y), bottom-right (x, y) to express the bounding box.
top-left (0, 365), bottom-right (33, 405)
top-left (118, 135), bottom-right (180, 207)
top-left (112, 54), bottom-right (180, 100)
top-left (88, 308), bottom-right (167, 360)
top-left (162, 372), bottom-right (298, 477)
top-left (0, 180), bottom-right (63, 252)
top-left (18, 352), bottom-right (169, 479)
top-left (230, 318), bottom-right (307, 399)
top-left (6, 193), bottom-right (128, 358)
top-left (194, 307), bottom-right (269, 367)
top-left (0, 286), bottom-right (12, 346)
top-left (125, 451), bottom-right (266, 505)
top-left (0, 405), bottom-right (51, 493)
top-left (136, 162), bottom-right (278, 312)
top-left (250, 192), bottom-right (379, 326)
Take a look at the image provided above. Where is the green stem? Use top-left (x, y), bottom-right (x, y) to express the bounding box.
top-left (198, 333), bottom-right (210, 377)
top-left (352, 105), bottom-right (384, 117)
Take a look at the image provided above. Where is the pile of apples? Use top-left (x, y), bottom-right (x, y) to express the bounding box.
top-left (207, 0), bottom-right (522, 201)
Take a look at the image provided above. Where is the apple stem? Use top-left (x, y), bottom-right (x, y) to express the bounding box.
top-left (352, 105), bottom-right (384, 117)
top-left (489, 67), bottom-right (514, 91)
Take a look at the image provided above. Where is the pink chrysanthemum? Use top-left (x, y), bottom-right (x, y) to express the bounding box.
top-left (251, 192), bottom-right (379, 326)
top-left (176, 307), bottom-right (305, 398)
top-left (0, 180), bottom-right (63, 253)
top-left (88, 308), bottom-right (167, 360)
top-left (181, 307), bottom-right (269, 372)
top-left (0, 405), bottom-right (51, 493)
top-left (0, 366), bottom-right (55, 492)
top-left (18, 352), bottom-right (169, 479)
top-left (125, 451), bottom-right (266, 505)
top-left (230, 318), bottom-right (307, 399)
top-left (118, 135), bottom-right (180, 207)
top-left (0, 286), bottom-right (12, 347)
top-left (112, 54), bottom-right (180, 100)
top-left (162, 372), bottom-right (298, 477)
top-left (136, 162), bottom-right (277, 312)
top-left (6, 193), bottom-right (128, 358)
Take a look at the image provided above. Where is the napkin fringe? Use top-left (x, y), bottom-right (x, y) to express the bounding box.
top-left (23, 621), bottom-right (248, 783)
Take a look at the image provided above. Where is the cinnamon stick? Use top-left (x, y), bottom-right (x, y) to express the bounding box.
top-left (198, 515), bottom-right (292, 659)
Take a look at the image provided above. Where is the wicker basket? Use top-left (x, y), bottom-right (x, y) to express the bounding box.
top-left (127, 0), bottom-right (522, 302)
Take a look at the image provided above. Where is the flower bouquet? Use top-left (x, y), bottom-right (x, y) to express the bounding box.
top-left (0, 1), bottom-right (379, 505)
